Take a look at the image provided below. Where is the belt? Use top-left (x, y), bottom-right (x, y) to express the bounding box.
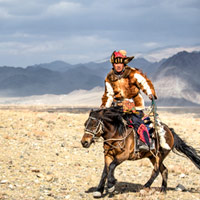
top-left (112, 98), bottom-right (134, 107)
top-left (112, 100), bottom-right (123, 107)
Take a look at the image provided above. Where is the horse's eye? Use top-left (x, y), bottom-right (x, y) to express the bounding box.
top-left (90, 119), bottom-right (97, 126)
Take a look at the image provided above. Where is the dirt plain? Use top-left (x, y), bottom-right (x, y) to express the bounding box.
top-left (0, 106), bottom-right (200, 200)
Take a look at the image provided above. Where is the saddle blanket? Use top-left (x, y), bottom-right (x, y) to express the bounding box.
top-left (126, 115), bottom-right (153, 147)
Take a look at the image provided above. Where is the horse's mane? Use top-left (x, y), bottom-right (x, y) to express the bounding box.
top-left (102, 107), bottom-right (126, 136)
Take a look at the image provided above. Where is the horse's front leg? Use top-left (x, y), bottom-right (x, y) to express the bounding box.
top-left (93, 155), bottom-right (113, 198)
top-left (107, 150), bottom-right (130, 193)
top-left (107, 158), bottom-right (119, 193)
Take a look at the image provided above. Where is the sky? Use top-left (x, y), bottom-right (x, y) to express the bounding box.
top-left (0, 0), bottom-right (200, 67)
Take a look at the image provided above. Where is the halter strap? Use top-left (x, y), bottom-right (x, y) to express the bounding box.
top-left (84, 116), bottom-right (104, 137)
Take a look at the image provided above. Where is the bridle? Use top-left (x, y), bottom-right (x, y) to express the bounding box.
top-left (84, 115), bottom-right (133, 150)
top-left (84, 116), bottom-right (104, 139)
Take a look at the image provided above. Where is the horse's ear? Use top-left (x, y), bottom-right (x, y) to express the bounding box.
top-left (89, 109), bottom-right (94, 115)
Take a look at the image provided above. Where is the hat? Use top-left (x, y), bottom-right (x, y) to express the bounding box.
top-left (110, 50), bottom-right (134, 64)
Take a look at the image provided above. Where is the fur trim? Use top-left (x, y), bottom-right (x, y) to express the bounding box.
top-left (119, 50), bottom-right (127, 56)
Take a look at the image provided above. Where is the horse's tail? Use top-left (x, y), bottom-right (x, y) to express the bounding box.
top-left (170, 128), bottom-right (200, 170)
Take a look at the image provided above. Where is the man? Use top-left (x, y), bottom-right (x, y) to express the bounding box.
top-left (101, 50), bottom-right (170, 150)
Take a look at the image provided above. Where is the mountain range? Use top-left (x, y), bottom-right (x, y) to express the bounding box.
top-left (0, 51), bottom-right (199, 106)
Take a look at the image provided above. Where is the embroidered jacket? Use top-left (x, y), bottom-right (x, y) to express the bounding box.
top-left (101, 66), bottom-right (157, 109)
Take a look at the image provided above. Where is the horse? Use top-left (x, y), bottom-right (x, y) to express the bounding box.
top-left (81, 107), bottom-right (200, 198)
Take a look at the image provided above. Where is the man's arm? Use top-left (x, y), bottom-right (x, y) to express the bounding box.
top-left (101, 80), bottom-right (114, 108)
top-left (134, 70), bottom-right (157, 100)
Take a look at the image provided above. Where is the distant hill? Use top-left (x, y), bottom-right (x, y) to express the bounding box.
top-left (0, 66), bottom-right (102, 96)
top-left (153, 51), bottom-right (200, 106)
top-left (0, 51), bottom-right (199, 106)
top-left (31, 60), bottom-right (73, 72)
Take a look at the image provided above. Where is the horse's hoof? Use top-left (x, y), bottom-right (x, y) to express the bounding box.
top-left (108, 185), bottom-right (115, 193)
top-left (160, 187), bottom-right (167, 194)
top-left (93, 191), bottom-right (102, 198)
top-left (143, 184), bottom-right (150, 189)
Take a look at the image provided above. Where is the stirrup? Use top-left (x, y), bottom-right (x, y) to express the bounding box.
top-left (137, 139), bottom-right (155, 152)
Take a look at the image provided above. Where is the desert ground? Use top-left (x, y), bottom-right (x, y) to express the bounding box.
top-left (0, 105), bottom-right (199, 200)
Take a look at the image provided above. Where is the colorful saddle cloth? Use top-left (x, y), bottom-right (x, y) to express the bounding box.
top-left (125, 114), bottom-right (153, 148)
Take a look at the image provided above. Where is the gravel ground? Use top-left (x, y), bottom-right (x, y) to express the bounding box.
top-left (0, 106), bottom-right (199, 200)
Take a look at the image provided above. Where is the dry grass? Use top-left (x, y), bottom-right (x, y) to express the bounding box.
top-left (0, 106), bottom-right (199, 200)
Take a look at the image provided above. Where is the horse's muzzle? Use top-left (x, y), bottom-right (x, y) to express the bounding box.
top-left (81, 140), bottom-right (90, 148)
top-left (81, 138), bottom-right (94, 148)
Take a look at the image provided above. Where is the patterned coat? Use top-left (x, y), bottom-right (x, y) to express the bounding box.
top-left (101, 66), bottom-right (157, 109)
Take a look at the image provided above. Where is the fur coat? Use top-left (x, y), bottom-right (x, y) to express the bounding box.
top-left (101, 66), bottom-right (157, 109)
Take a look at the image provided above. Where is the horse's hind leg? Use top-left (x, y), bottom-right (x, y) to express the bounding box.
top-left (144, 156), bottom-right (159, 188)
top-left (159, 163), bottom-right (168, 193)
top-left (144, 154), bottom-right (169, 193)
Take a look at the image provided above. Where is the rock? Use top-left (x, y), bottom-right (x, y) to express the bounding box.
top-left (0, 180), bottom-right (8, 184)
top-left (61, 143), bottom-right (65, 147)
top-left (140, 189), bottom-right (147, 195)
top-left (60, 187), bottom-right (67, 190)
top-left (36, 173), bottom-right (45, 179)
top-left (175, 184), bottom-right (187, 191)
top-left (8, 184), bottom-right (14, 190)
top-left (31, 168), bottom-right (40, 173)
top-left (180, 173), bottom-right (186, 178)
top-left (46, 175), bottom-right (54, 182)
top-left (64, 195), bottom-right (70, 199)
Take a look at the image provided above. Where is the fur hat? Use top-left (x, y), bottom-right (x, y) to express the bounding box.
top-left (110, 50), bottom-right (134, 64)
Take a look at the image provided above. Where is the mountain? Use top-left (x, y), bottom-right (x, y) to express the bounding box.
top-left (0, 51), bottom-right (199, 106)
top-left (31, 60), bottom-right (73, 72)
top-left (0, 66), bottom-right (103, 97)
top-left (153, 51), bottom-right (200, 106)
top-left (0, 66), bottom-right (62, 96)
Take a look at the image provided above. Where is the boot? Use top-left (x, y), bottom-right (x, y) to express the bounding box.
top-left (158, 125), bottom-right (171, 150)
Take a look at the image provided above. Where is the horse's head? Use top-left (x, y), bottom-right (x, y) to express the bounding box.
top-left (81, 107), bottom-right (126, 148)
top-left (81, 109), bottom-right (104, 148)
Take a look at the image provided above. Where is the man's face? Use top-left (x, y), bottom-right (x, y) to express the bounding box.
top-left (113, 63), bottom-right (124, 73)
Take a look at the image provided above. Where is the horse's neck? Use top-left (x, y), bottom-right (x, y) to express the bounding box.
top-left (102, 125), bottom-right (120, 140)
top-left (102, 122), bottom-right (118, 140)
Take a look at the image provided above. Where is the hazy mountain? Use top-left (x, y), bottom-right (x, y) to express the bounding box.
top-left (0, 51), bottom-right (199, 106)
top-left (29, 58), bottom-right (155, 78)
top-left (153, 51), bottom-right (200, 106)
top-left (31, 60), bottom-right (73, 72)
top-left (0, 66), bottom-right (62, 96)
top-left (0, 66), bottom-right (103, 97)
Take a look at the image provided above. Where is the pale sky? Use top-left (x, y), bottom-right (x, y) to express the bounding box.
top-left (0, 0), bottom-right (200, 66)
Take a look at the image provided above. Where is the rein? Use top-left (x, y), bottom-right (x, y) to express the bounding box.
top-left (84, 115), bottom-right (133, 150)
top-left (103, 127), bottom-right (133, 150)
top-left (84, 99), bottom-right (159, 154)
top-left (150, 97), bottom-right (160, 156)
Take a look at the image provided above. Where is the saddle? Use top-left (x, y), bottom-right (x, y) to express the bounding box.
top-left (125, 115), bottom-right (156, 152)
top-left (112, 99), bottom-right (157, 152)
top-left (137, 117), bottom-right (156, 152)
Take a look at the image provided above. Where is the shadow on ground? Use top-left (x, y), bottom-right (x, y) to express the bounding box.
top-left (85, 181), bottom-right (200, 198)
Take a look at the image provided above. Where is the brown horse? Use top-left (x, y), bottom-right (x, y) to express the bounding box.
top-left (81, 107), bottom-right (200, 198)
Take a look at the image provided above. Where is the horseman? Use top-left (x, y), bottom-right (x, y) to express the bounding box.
top-left (101, 50), bottom-right (170, 150)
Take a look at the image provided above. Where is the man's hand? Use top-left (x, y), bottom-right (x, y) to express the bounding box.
top-left (148, 94), bottom-right (154, 100)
